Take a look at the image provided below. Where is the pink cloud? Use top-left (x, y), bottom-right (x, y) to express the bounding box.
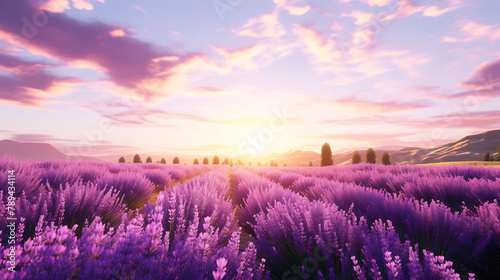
top-left (71, 0), bottom-right (93, 10)
top-left (385, 0), bottom-right (462, 21)
top-left (212, 43), bottom-right (290, 73)
top-left (0, 0), bottom-right (196, 102)
top-left (235, 11), bottom-right (286, 38)
top-left (461, 58), bottom-right (500, 89)
top-left (292, 24), bottom-right (342, 69)
top-left (9, 133), bottom-right (79, 143)
top-left (272, 0), bottom-right (286, 8)
top-left (362, 0), bottom-right (392, 7)
top-left (60, 144), bottom-right (136, 156)
top-left (460, 22), bottom-right (500, 41)
top-left (0, 53), bottom-right (79, 106)
top-left (284, 5), bottom-right (311, 16)
top-left (334, 97), bottom-right (429, 114)
top-left (446, 58), bottom-right (500, 99)
top-left (427, 111), bottom-right (500, 130)
top-left (383, 0), bottom-right (424, 21)
top-left (38, 0), bottom-right (71, 13)
top-left (423, 6), bottom-right (453, 17)
top-left (341, 11), bottom-right (374, 26)
top-left (133, 5), bottom-right (146, 13)
top-left (293, 23), bottom-right (428, 84)
top-left (82, 100), bottom-right (209, 125)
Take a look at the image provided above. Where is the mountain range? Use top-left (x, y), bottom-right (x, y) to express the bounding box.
top-left (263, 129), bottom-right (500, 166)
top-left (1, 130), bottom-right (499, 165)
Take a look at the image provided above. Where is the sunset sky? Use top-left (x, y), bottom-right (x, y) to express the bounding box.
top-left (1, 0), bottom-right (499, 158)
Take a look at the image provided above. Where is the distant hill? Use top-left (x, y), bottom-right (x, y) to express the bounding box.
top-left (2, 129), bottom-right (499, 164)
top-left (0, 140), bottom-right (99, 161)
top-left (262, 129), bottom-right (500, 166)
top-left (409, 129), bottom-right (500, 164)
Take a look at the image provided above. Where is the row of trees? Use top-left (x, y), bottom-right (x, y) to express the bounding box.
top-left (120, 143), bottom-right (395, 167)
top-left (119, 155), bottom-right (281, 166)
top-left (354, 148), bottom-right (391, 165)
top-left (321, 143), bottom-right (392, 166)
top-left (482, 146), bottom-right (500, 161)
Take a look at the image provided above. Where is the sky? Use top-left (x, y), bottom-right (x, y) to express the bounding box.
top-left (0, 0), bottom-right (499, 160)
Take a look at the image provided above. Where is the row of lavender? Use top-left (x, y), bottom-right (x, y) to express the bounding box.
top-left (1, 158), bottom-right (499, 279)
top-left (238, 165), bottom-right (500, 279)
top-left (0, 159), bottom-right (263, 279)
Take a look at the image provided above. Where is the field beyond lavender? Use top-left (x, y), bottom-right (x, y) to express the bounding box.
top-left (1, 158), bottom-right (500, 279)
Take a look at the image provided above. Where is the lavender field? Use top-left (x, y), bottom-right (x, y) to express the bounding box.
top-left (1, 158), bottom-right (500, 279)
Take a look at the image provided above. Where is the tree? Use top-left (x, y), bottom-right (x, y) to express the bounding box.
top-left (230, 159), bottom-right (233, 166)
top-left (173, 157), bottom-right (180, 164)
top-left (213, 156), bottom-right (220, 165)
top-left (248, 162), bottom-right (252, 166)
top-left (483, 152), bottom-right (491, 161)
top-left (203, 157), bottom-right (209, 165)
top-left (382, 152), bottom-right (391, 165)
top-left (222, 158), bottom-right (229, 165)
top-left (194, 159), bottom-right (199, 165)
top-left (118, 157), bottom-right (126, 163)
top-left (352, 151), bottom-right (361, 164)
top-left (160, 158), bottom-right (166, 164)
top-left (146, 156), bottom-right (153, 163)
top-left (366, 148), bottom-right (376, 164)
top-left (309, 161), bottom-right (313, 167)
top-left (258, 162), bottom-right (262, 166)
top-left (321, 142), bottom-right (333, 166)
top-left (237, 160), bottom-right (244, 166)
top-left (283, 163), bottom-right (287, 166)
top-left (133, 154), bottom-right (142, 163)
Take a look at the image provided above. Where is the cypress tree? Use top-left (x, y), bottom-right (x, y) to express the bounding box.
top-left (321, 143), bottom-right (333, 166)
top-left (483, 152), bottom-right (491, 161)
top-left (352, 151), bottom-right (361, 164)
top-left (382, 152), bottom-right (391, 165)
top-left (366, 148), bottom-right (376, 164)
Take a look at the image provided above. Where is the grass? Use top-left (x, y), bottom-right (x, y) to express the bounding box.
top-left (422, 161), bottom-right (500, 167)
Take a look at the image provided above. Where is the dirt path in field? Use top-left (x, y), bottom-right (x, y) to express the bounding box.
top-left (227, 166), bottom-right (254, 251)
top-left (136, 169), bottom-right (208, 217)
